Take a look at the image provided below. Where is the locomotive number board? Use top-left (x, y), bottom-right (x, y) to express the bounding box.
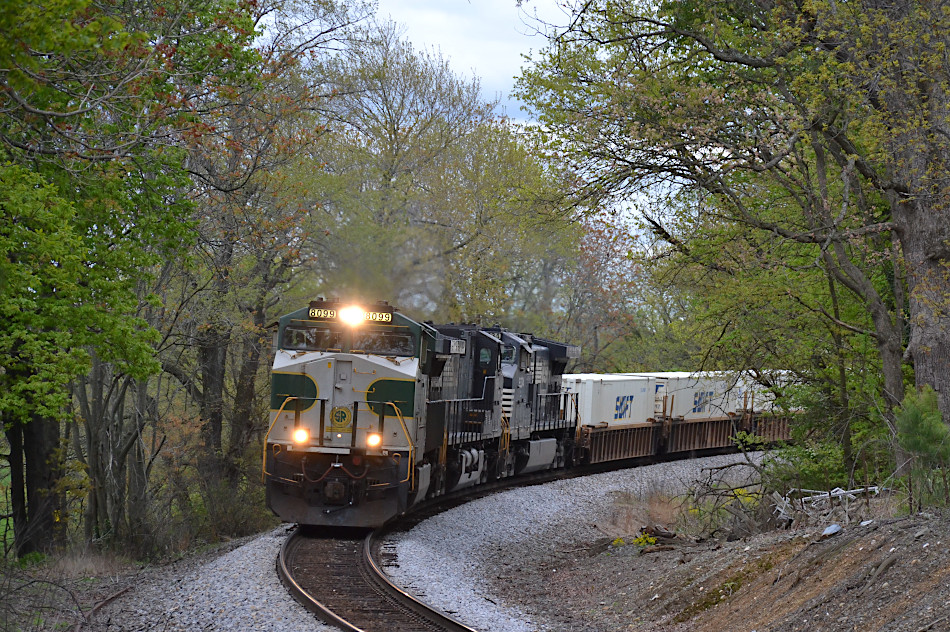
top-left (307, 306), bottom-right (393, 323)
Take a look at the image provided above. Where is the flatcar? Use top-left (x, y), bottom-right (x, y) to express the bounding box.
top-left (262, 299), bottom-right (791, 528)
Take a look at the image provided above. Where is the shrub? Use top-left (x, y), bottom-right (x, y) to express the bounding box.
top-left (896, 386), bottom-right (950, 509)
top-left (764, 442), bottom-right (849, 492)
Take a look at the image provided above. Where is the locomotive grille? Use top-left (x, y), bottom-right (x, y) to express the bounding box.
top-left (502, 388), bottom-right (514, 416)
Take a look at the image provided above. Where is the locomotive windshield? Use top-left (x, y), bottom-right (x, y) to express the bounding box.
top-left (281, 323), bottom-right (416, 356)
top-left (282, 326), bottom-right (343, 351)
top-left (352, 330), bottom-right (415, 355)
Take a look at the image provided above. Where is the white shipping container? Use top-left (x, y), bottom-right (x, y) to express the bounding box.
top-left (733, 371), bottom-right (794, 414)
top-left (628, 372), bottom-right (740, 420)
top-left (562, 374), bottom-right (656, 428)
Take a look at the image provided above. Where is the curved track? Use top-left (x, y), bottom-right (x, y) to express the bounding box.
top-left (277, 448), bottom-right (741, 631)
top-left (278, 526), bottom-right (476, 632)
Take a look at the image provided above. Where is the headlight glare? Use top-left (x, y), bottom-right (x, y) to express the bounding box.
top-left (339, 305), bottom-right (366, 326)
top-left (293, 427), bottom-right (309, 444)
top-left (366, 432), bottom-right (382, 448)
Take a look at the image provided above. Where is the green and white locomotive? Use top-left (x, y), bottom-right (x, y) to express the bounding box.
top-left (263, 298), bottom-right (580, 528)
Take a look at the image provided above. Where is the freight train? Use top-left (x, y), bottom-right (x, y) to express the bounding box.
top-left (262, 299), bottom-right (791, 528)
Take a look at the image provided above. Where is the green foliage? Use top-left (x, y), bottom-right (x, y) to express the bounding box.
top-left (0, 0), bottom-right (279, 559)
top-left (732, 431), bottom-right (767, 452)
top-left (0, 162), bottom-right (89, 422)
top-left (766, 442), bottom-right (849, 492)
top-left (517, 0), bottom-right (937, 472)
top-left (897, 387), bottom-right (949, 464)
top-left (896, 387), bottom-right (950, 509)
top-left (0, 0), bottom-right (265, 425)
top-left (14, 551), bottom-right (46, 569)
top-left (0, 0), bottom-right (262, 157)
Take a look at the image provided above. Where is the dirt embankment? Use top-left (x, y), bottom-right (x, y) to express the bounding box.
top-left (505, 504), bottom-right (950, 632)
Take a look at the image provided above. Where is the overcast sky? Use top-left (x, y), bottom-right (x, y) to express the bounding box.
top-left (373, 0), bottom-right (570, 120)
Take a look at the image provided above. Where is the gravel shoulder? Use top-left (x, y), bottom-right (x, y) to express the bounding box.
top-left (386, 452), bottom-right (950, 632)
top-left (384, 452), bottom-right (764, 631)
top-left (43, 451), bottom-right (950, 632)
top-left (77, 528), bottom-right (335, 632)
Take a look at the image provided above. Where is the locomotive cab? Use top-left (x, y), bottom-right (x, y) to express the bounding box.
top-left (263, 299), bottom-right (427, 527)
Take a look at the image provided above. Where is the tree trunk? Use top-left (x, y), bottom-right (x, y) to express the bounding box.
top-left (872, 0), bottom-right (950, 423)
top-left (895, 205), bottom-right (950, 418)
top-left (18, 413), bottom-right (63, 554)
top-left (198, 327), bottom-right (229, 472)
top-left (227, 306), bottom-right (268, 482)
top-left (126, 378), bottom-right (151, 554)
top-left (4, 419), bottom-right (28, 557)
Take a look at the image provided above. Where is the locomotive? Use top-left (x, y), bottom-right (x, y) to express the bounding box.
top-left (262, 299), bottom-right (790, 528)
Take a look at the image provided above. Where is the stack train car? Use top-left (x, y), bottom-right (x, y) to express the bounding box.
top-left (263, 299), bottom-right (791, 528)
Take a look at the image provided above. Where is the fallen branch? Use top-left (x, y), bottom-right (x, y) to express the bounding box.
top-left (69, 585), bottom-right (133, 632)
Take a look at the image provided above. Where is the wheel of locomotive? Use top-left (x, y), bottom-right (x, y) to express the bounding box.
top-left (564, 439), bottom-right (578, 468)
top-left (485, 449), bottom-right (501, 482)
top-left (499, 451), bottom-right (515, 478)
top-left (445, 450), bottom-right (461, 491)
top-left (428, 462), bottom-right (446, 499)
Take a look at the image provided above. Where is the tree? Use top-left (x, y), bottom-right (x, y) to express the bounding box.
top-left (305, 22), bottom-right (582, 324)
top-left (518, 0), bottom-right (950, 426)
top-left (152, 0), bottom-right (371, 497)
top-left (552, 213), bottom-right (697, 372)
top-left (0, 162), bottom-right (85, 555)
top-left (305, 20), bottom-right (494, 310)
top-left (0, 0), bottom-right (266, 554)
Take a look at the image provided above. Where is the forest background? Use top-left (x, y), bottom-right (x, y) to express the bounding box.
top-left (2, 0), bottom-right (950, 564)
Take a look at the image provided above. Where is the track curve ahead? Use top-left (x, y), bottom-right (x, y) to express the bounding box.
top-left (278, 527), bottom-right (477, 632)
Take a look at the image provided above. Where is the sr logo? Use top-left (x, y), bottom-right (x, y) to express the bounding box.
top-left (329, 406), bottom-right (352, 430)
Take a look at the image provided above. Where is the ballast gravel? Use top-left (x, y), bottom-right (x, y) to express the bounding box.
top-left (385, 452), bottom-right (760, 631)
top-left (89, 452), bottom-right (759, 632)
top-left (90, 528), bottom-right (335, 632)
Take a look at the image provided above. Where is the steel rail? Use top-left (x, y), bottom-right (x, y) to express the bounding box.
top-left (277, 530), bottom-right (362, 632)
top-left (361, 530), bottom-right (478, 632)
top-left (278, 527), bottom-right (477, 632)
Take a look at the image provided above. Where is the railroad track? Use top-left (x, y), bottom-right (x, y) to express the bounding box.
top-left (278, 526), bottom-right (476, 632)
top-left (274, 462), bottom-right (588, 631)
top-left (276, 449), bottom-right (738, 631)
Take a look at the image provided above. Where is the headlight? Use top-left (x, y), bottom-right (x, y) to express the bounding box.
top-left (366, 433), bottom-right (382, 448)
top-left (339, 305), bottom-right (365, 326)
top-left (293, 428), bottom-right (310, 444)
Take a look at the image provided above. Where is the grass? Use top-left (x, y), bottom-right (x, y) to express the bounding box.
top-left (672, 552), bottom-right (778, 623)
top-left (1, 546), bottom-right (138, 632)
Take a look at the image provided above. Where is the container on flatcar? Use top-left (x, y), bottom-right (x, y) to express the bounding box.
top-left (562, 374), bottom-right (656, 428)
top-left (628, 372), bottom-right (741, 420)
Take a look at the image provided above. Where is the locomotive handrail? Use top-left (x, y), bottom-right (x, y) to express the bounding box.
top-left (358, 399), bottom-right (415, 489)
top-left (500, 414), bottom-right (511, 453)
top-left (426, 375), bottom-right (499, 405)
top-left (262, 396), bottom-right (300, 482)
top-left (386, 402), bottom-right (415, 488)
